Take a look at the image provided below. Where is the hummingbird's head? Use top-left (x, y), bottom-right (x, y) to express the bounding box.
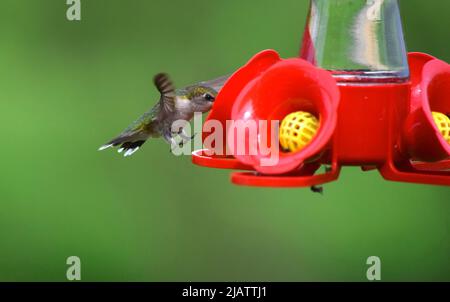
top-left (186, 86), bottom-right (217, 113)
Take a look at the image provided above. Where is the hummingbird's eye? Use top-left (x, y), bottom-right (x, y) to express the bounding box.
top-left (203, 93), bottom-right (215, 102)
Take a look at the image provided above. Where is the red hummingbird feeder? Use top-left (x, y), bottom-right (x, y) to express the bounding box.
top-left (192, 0), bottom-right (450, 187)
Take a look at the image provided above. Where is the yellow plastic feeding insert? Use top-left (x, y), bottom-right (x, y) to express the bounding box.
top-left (279, 111), bottom-right (320, 152)
top-left (432, 112), bottom-right (450, 144)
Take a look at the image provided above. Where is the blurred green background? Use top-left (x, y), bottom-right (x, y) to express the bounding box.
top-left (0, 0), bottom-right (449, 281)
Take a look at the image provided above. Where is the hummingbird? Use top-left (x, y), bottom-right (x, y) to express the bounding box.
top-left (98, 73), bottom-right (228, 156)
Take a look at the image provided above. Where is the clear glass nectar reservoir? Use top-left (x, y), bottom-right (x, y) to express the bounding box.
top-left (300, 0), bottom-right (410, 83)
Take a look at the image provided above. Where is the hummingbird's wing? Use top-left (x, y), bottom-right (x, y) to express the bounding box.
top-left (196, 74), bottom-right (231, 92)
top-left (125, 73), bottom-right (176, 128)
top-left (153, 73), bottom-right (176, 114)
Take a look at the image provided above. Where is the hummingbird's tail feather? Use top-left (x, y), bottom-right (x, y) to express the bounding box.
top-left (117, 140), bottom-right (146, 157)
top-left (98, 132), bottom-right (149, 157)
top-left (98, 144), bottom-right (114, 151)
